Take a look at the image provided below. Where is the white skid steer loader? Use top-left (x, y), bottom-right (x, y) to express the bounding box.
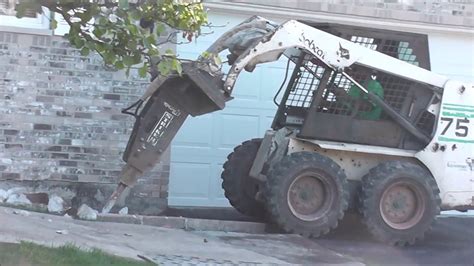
top-left (103, 16), bottom-right (474, 246)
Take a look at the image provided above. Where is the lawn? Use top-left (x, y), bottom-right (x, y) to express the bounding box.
top-left (0, 242), bottom-right (154, 266)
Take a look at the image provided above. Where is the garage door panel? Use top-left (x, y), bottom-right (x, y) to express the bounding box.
top-left (217, 113), bottom-right (260, 148)
top-left (173, 115), bottom-right (213, 147)
top-left (169, 162), bottom-right (211, 199)
top-left (210, 163), bottom-right (227, 200)
top-left (232, 69), bottom-right (263, 100)
top-left (169, 12), bottom-right (284, 207)
top-left (171, 146), bottom-right (214, 163)
top-left (260, 65), bottom-right (292, 102)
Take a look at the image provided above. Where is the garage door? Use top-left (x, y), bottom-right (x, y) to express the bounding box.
top-left (168, 13), bottom-right (286, 206)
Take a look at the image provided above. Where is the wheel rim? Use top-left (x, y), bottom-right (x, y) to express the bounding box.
top-left (287, 172), bottom-right (333, 221)
top-left (379, 181), bottom-right (425, 230)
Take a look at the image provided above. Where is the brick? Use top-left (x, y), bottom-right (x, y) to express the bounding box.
top-left (2, 172), bottom-right (21, 180)
top-left (51, 153), bottom-right (69, 159)
top-left (74, 112), bottom-right (92, 119)
top-left (66, 146), bottom-right (81, 152)
top-left (61, 174), bottom-right (78, 181)
top-left (59, 160), bottom-right (77, 167)
top-left (36, 96), bottom-right (54, 103)
top-left (5, 144), bottom-right (22, 149)
top-left (33, 124), bottom-right (52, 130)
top-left (103, 94), bottom-right (121, 100)
top-left (46, 146), bottom-right (62, 152)
top-left (4, 129), bottom-right (19, 135)
top-left (58, 139), bottom-right (72, 145)
top-left (83, 147), bottom-right (99, 154)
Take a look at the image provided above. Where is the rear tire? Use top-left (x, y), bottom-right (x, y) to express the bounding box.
top-left (359, 161), bottom-right (441, 246)
top-left (265, 152), bottom-right (349, 237)
top-left (221, 139), bottom-right (265, 218)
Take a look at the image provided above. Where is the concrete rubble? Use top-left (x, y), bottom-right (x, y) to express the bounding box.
top-left (6, 187), bottom-right (27, 198)
top-left (0, 189), bottom-right (7, 202)
top-left (6, 193), bottom-right (31, 206)
top-left (47, 195), bottom-right (65, 213)
top-left (12, 209), bottom-right (30, 216)
top-left (118, 207), bottom-right (129, 215)
top-left (77, 204), bottom-right (98, 221)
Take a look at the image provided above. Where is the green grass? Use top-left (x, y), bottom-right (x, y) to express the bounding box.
top-left (0, 242), bottom-right (155, 266)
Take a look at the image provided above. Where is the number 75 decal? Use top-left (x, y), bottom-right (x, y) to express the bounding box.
top-left (440, 117), bottom-right (470, 137)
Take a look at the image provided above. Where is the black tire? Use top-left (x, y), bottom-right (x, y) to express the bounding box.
top-left (221, 138), bottom-right (265, 218)
top-left (265, 152), bottom-right (349, 238)
top-left (359, 161), bottom-right (441, 246)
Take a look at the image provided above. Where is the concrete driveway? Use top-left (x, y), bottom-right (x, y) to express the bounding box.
top-left (1, 206), bottom-right (473, 265)
top-left (0, 206), bottom-right (360, 265)
top-left (318, 213), bottom-right (474, 265)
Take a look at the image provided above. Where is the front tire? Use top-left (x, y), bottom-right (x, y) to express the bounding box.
top-left (359, 161), bottom-right (441, 246)
top-left (221, 139), bottom-right (265, 218)
top-left (265, 152), bottom-right (349, 238)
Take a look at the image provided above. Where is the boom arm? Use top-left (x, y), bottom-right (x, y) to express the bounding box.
top-left (223, 18), bottom-right (448, 92)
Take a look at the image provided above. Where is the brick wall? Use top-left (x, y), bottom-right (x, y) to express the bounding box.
top-left (0, 31), bottom-right (172, 214)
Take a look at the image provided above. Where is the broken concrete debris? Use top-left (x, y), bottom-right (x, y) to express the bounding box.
top-left (77, 204), bottom-right (99, 221)
top-left (119, 207), bottom-right (129, 215)
top-left (48, 195), bottom-right (65, 213)
top-left (13, 209), bottom-right (30, 216)
top-left (6, 193), bottom-right (32, 206)
top-left (6, 187), bottom-right (27, 198)
top-left (0, 189), bottom-right (7, 202)
top-left (56, 230), bottom-right (69, 235)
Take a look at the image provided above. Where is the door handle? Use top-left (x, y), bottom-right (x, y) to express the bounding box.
top-left (467, 158), bottom-right (473, 171)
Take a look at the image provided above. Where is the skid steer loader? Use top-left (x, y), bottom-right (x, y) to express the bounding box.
top-left (103, 16), bottom-right (474, 245)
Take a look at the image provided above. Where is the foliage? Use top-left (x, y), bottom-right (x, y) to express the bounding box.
top-left (16, 0), bottom-right (208, 77)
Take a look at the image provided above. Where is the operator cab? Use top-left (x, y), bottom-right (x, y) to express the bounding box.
top-left (270, 25), bottom-right (441, 151)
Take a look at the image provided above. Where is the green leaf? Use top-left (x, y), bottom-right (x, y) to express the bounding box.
top-left (123, 56), bottom-right (135, 66)
top-left (103, 51), bottom-right (116, 64)
top-left (119, 0), bottom-right (129, 10)
top-left (158, 61), bottom-right (171, 76)
top-left (173, 60), bottom-right (182, 75)
top-left (51, 19), bottom-right (58, 30)
top-left (143, 36), bottom-right (155, 49)
top-left (129, 10), bottom-right (142, 20)
top-left (80, 47), bottom-right (90, 56)
top-left (138, 63), bottom-right (148, 78)
top-left (73, 38), bottom-right (85, 49)
top-left (132, 53), bottom-right (141, 65)
top-left (201, 51), bottom-right (211, 59)
top-left (15, 2), bottom-right (41, 18)
top-left (126, 24), bottom-right (138, 35)
top-left (114, 61), bottom-right (125, 70)
top-left (155, 23), bottom-right (166, 35)
top-left (213, 55), bottom-right (222, 66)
top-left (93, 27), bottom-right (105, 38)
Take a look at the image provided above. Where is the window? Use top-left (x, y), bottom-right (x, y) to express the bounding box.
top-left (0, 0), bottom-right (51, 30)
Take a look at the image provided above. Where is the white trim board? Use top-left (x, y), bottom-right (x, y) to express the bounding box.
top-left (204, 2), bottom-right (474, 36)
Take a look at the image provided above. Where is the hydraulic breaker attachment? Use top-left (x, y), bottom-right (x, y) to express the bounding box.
top-left (102, 63), bottom-right (231, 213)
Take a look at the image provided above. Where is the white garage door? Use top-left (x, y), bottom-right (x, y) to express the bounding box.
top-left (168, 13), bottom-right (286, 206)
